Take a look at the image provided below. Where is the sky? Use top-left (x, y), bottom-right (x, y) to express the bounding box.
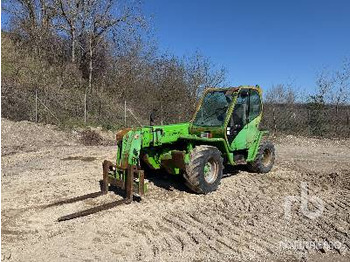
top-left (144, 0), bottom-right (350, 93)
top-left (1, 0), bottom-right (349, 94)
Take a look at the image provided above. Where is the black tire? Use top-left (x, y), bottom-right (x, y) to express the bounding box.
top-left (247, 141), bottom-right (275, 173)
top-left (184, 145), bottom-right (224, 194)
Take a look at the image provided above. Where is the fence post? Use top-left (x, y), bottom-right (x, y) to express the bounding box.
top-left (160, 102), bottom-right (163, 125)
top-left (84, 92), bottom-right (87, 124)
top-left (347, 110), bottom-right (350, 137)
top-left (272, 106), bottom-right (277, 135)
top-left (35, 89), bottom-right (38, 122)
top-left (124, 100), bottom-right (127, 126)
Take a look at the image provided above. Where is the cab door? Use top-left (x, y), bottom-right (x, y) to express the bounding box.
top-left (245, 89), bottom-right (262, 146)
top-left (227, 89), bottom-right (262, 150)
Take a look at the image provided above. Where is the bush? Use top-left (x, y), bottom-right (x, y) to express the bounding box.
top-left (79, 130), bottom-right (103, 146)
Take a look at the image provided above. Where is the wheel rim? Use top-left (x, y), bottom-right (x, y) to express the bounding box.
top-left (262, 148), bottom-right (272, 167)
top-left (204, 159), bottom-right (218, 184)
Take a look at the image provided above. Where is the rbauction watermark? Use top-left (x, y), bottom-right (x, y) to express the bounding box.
top-left (284, 182), bottom-right (324, 220)
top-left (279, 239), bottom-right (343, 252)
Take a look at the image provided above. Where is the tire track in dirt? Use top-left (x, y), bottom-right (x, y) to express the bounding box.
top-left (213, 171), bottom-right (349, 258)
top-left (171, 219), bottom-right (225, 256)
top-left (169, 211), bottom-right (244, 258)
top-left (219, 211), bottom-right (282, 250)
top-left (84, 168), bottom-right (350, 261)
top-left (209, 211), bottom-right (276, 256)
top-left (207, 176), bottom-right (294, 257)
top-left (180, 205), bottom-right (272, 258)
top-left (176, 211), bottom-right (242, 255)
top-left (275, 200), bottom-right (350, 254)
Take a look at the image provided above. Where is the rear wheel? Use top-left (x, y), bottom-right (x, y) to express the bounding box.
top-left (247, 141), bottom-right (275, 173)
top-left (184, 145), bottom-right (223, 194)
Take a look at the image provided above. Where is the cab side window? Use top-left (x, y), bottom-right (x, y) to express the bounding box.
top-left (232, 90), bottom-right (249, 129)
top-left (249, 90), bottom-right (261, 122)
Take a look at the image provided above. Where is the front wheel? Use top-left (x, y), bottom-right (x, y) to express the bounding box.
top-left (247, 141), bottom-right (275, 173)
top-left (184, 145), bottom-right (224, 194)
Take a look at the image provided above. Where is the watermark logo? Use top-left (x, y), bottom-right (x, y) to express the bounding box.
top-left (284, 182), bottom-right (324, 220)
top-left (279, 239), bottom-right (343, 252)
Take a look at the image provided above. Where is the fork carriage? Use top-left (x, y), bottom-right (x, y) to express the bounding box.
top-left (102, 160), bottom-right (145, 200)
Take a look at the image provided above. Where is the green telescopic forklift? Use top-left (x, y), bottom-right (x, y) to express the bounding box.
top-left (56, 85), bottom-right (275, 221)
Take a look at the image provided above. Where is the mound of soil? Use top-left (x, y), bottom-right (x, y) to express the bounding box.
top-left (1, 118), bottom-right (77, 156)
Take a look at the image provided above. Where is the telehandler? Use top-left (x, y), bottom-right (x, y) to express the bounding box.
top-left (55, 86), bottom-right (275, 221)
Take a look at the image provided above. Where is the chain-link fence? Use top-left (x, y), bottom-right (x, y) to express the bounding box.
top-left (261, 103), bottom-right (350, 138)
top-left (1, 84), bottom-right (143, 129)
top-left (2, 84), bottom-right (350, 138)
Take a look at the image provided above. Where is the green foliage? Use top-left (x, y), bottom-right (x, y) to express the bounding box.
top-left (307, 95), bottom-right (327, 136)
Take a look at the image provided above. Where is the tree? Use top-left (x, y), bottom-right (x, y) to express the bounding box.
top-left (185, 51), bottom-right (226, 98)
top-left (332, 58), bottom-right (350, 111)
top-left (265, 83), bottom-right (297, 104)
top-left (2, 1), bottom-right (227, 127)
top-left (2, 0), bottom-right (58, 57)
top-left (55, 0), bottom-right (83, 63)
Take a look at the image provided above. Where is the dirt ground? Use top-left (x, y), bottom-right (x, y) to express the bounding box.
top-left (1, 118), bottom-right (350, 262)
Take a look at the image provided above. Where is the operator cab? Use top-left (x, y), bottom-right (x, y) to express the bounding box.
top-left (191, 86), bottom-right (263, 147)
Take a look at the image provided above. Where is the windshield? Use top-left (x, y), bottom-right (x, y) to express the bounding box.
top-left (193, 91), bottom-right (233, 126)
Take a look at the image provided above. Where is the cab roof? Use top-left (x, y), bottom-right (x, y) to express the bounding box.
top-left (204, 85), bottom-right (262, 95)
